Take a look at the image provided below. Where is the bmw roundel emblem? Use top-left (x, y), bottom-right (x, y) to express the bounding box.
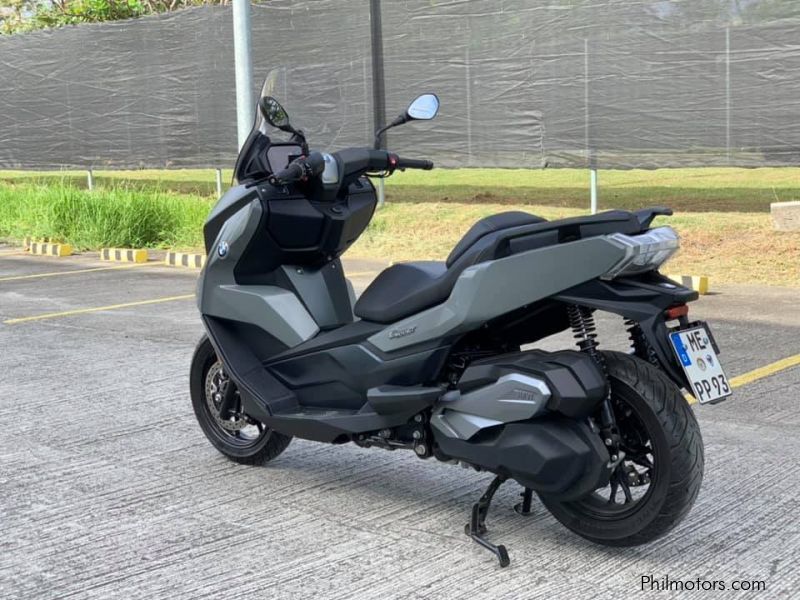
top-left (217, 241), bottom-right (229, 258)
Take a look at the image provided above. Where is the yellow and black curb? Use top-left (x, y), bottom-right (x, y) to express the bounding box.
top-left (667, 274), bottom-right (709, 295)
top-left (165, 251), bottom-right (206, 269)
top-left (28, 241), bottom-right (73, 257)
top-left (100, 248), bottom-right (149, 263)
top-left (23, 236), bottom-right (53, 250)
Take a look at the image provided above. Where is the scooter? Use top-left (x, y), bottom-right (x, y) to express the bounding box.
top-left (191, 77), bottom-right (731, 567)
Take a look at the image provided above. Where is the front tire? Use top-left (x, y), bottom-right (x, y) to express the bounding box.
top-left (540, 351), bottom-right (703, 546)
top-left (190, 335), bottom-right (292, 465)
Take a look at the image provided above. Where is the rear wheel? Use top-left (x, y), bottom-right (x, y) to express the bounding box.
top-left (539, 351), bottom-right (703, 546)
top-left (190, 336), bottom-right (292, 465)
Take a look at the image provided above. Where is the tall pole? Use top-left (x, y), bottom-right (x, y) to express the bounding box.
top-left (369, 0), bottom-right (387, 207)
top-left (233, 0), bottom-right (255, 150)
top-left (725, 26), bottom-right (732, 165)
top-left (584, 38), bottom-right (598, 214)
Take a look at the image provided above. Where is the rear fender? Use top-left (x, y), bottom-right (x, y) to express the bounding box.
top-left (553, 274), bottom-right (698, 390)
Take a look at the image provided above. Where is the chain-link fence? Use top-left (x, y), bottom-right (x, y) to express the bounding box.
top-left (1, 0), bottom-right (799, 170)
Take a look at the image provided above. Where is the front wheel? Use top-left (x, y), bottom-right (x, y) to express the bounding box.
top-left (540, 351), bottom-right (704, 546)
top-left (190, 336), bottom-right (292, 465)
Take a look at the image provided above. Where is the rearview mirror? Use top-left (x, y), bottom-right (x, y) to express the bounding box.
top-left (260, 96), bottom-right (291, 130)
top-left (374, 92), bottom-right (441, 148)
top-left (406, 94), bottom-right (440, 121)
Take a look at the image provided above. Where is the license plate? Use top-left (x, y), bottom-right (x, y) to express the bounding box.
top-left (670, 325), bottom-right (731, 404)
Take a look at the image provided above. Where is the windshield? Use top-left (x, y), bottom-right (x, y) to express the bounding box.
top-left (232, 69), bottom-right (287, 184)
top-left (252, 68), bottom-right (283, 136)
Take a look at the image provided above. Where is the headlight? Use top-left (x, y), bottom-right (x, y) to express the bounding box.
top-left (603, 226), bottom-right (680, 279)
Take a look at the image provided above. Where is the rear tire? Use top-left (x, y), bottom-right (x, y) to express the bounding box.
top-left (539, 351), bottom-right (703, 546)
top-left (190, 335), bottom-right (292, 465)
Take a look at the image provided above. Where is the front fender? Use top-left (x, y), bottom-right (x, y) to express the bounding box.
top-left (554, 273), bottom-right (698, 391)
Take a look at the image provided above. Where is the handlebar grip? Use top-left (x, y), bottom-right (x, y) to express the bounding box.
top-left (396, 157), bottom-right (434, 170)
top-left (269, 152), bottom-right (326, 186)
top-left (305, 152), bottom-right (326, 177)
top-left (270, 161), bottom-right (304, 184)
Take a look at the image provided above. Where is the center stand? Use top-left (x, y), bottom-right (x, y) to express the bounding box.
top-left (464, 475), bottom-right (508, 567)
top-left (464, 477), bottom-right (537, 568)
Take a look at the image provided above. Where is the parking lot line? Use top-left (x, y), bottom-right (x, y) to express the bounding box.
top-left (729, 353), bottom-right (800, 388)
top-left (3, 263), bottom-right (797, 398)
top-left (3, 294), bottom-right (194, 324)
top-left (0, 261), bottom-right (160, 283)
top-left (685, 352), bottom-right (800, 404)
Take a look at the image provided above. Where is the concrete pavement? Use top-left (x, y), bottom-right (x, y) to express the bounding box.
top-left (0, 249), bottom-right (798, 599)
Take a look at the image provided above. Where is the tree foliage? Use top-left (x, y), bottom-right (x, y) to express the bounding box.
top-left (0, 0), bottom-right (230, 34)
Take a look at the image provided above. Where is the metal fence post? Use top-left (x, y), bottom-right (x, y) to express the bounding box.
top-left (584, 38), bottom-right (597, 213)
top-left (215, 168), bottom-right (223, 197)
top-left (376, 179), bottom-right (386, 209)
top-left (233, 0), bottom-right (255, 150)
top-left (87, 169), bottom-right (94, 191)
top-left (370, 0), bottom-right (387, 208)
top-left (725, 26), bottom-right (732, 165)
top-left (464, 28), bottom-right (473, 166)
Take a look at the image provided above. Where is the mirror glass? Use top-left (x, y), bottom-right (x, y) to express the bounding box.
top-left (260, 96), bottom-right (291, 128)
top-left (406, 94), bottom-right (440, 120)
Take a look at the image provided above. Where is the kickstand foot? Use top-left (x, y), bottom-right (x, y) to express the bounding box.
top-left (514, 487), bottom-right (534, 517)
top-left (464, 475), bottom-right (511, 567)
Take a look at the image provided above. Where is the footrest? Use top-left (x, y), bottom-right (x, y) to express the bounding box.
top-left (265, 405), bottom-right (405, 443)
top-left (367, 384), bottom-right (443, 415)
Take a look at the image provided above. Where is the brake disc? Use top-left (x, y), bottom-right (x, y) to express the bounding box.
top-left (205, 362), bottom-right (248, 431)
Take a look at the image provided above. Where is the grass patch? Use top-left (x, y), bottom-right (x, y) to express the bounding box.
top-left (0, 182), bottom-right (210, 250)
top-left (351, 203), bottom-right (800, 287)
top-left (2, 167), bottom-right (799, 212)
top-left (0, 169), bottom-right (231, 197)
top-left (385, 167), bottom-right (800, 213)
top-left (1, 172), bottom-right (796, 286)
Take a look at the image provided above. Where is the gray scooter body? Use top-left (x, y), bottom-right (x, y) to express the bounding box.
top-left (191, 89), bottom-right (711, 565)
top-left (196, 169), bottom-right (695, 502)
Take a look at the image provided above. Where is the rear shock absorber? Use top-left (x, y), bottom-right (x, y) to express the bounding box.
top-left (568, 305), bottom-right (623, 466)
top-left (567, 305), bottom-right (604, 368)
top-left (625, 318), bottom-right (660, 367)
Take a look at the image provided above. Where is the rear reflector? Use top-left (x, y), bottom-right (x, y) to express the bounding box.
top-left (665, 305), bottom-right (689, 320)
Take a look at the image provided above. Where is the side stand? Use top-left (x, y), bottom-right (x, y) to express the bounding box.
top-left (464, 475), bottom-right (511, 567)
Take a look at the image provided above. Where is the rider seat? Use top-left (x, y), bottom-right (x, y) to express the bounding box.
top-left (353, 209), bottom-right (656, 324)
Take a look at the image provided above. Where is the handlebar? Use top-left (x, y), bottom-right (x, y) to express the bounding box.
top-left (267, 148), bottom-right (434, 189)
top-left (394, 156), bottom-right (434, 171)
top-left (352, 150), bottom-right (434, 174)
top-left (268, 152), bottom-right (326, 186)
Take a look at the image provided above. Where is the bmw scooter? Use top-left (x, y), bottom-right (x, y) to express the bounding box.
top-left (191, 77), bottom-right (731, 566)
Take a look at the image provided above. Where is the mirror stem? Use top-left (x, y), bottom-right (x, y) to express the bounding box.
top-left (373, 114), bottom-right (408, 149)
top-left (373, 128), bottom-right (388, 150)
